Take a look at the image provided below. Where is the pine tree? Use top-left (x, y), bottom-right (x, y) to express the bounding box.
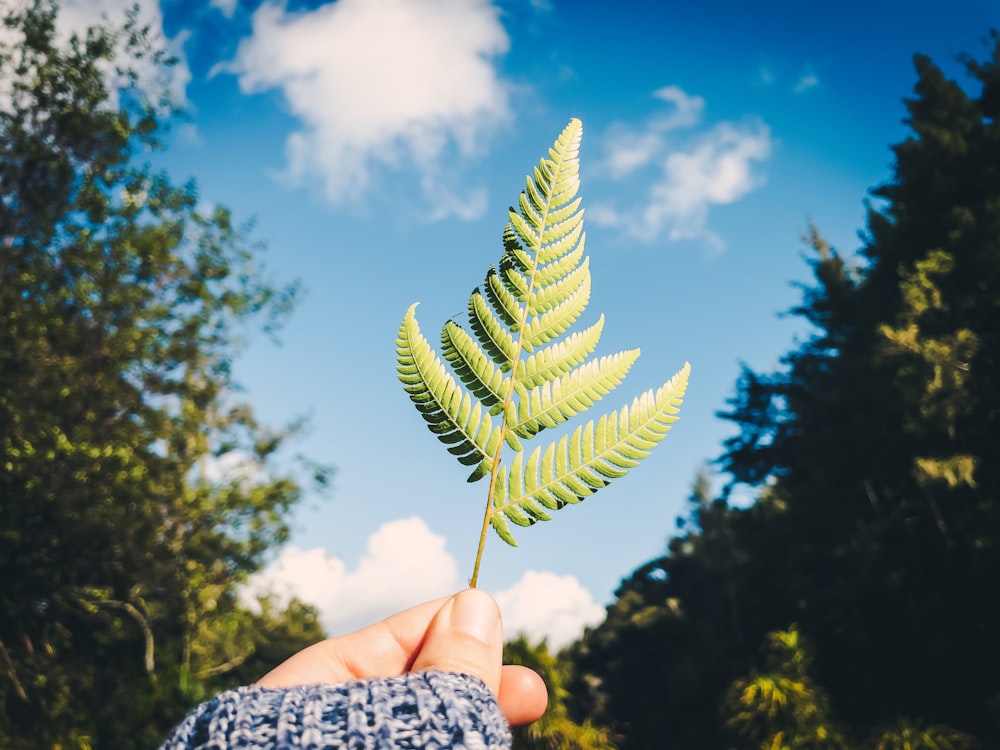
top-left (571, 31), bottom-right (1000, 748)
top-left (719, 31), bottom-right (1000, 741)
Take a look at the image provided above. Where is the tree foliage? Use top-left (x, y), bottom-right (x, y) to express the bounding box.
top-left (505, 635), bottom-right (617, 750)
top-left (568, 31), bottom-right (1000, 749)
top-left (0, 2), bottom-right (326, 746)
top-left (725, 627), bottom-right (845, 749)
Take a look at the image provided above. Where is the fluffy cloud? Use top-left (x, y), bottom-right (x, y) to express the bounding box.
top-left (223, 0), bottom-right (511, 217)
top-left (593, 86), bottom-right (770, 250)
top-left (602, 86), bottom-right (704, 179)
top-left (495, 570), bottom-right (605, 649)
top-left (242, 517), bottom-right (459, 635)
top-left (243, 517), bottom-right (605, 646)
top-left (640, 121), bottom-right (771, 248)
top-left (210, 0), bottom-right (239, 19)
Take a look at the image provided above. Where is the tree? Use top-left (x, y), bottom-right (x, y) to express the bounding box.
top-left (505, 635), bottom-right (617, 750)
top-left (568, 474), bottom-right (763, 750)
top-left (718, 32), bottom-right (1000, 740)
top-left (0, 2), bottom-right (328, 746)
top-left (725, 627), bottom-right (979, 750)
top-left (865, 720), bottom-right (978, 750)
top-left (570, 31), bottom-right (1000, 749)
top-left (725, 626), bottom-right (845, 750)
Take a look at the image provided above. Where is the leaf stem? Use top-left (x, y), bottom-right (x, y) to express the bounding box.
top-left (469, 496), bottom-right (492, 588)
top-left (469, 164), bottom-right (555, 587)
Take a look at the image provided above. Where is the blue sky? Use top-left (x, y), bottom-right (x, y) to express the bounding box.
top-left (57, 0), bottom-right (999, 645)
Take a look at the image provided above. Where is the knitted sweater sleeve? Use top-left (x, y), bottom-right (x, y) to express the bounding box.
top-left (159, 670), bottom-right (512, 749)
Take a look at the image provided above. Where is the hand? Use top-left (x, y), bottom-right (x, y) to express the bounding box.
top-left (255, 588), bottom-right (548, 726)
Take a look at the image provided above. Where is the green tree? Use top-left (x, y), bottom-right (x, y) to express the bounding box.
top-left (505, 635), bottom-right (617, 750)
top-left (725, 629), bottom-right (978, 750)
top-left (570, 31), bottom-right (1000, 749)
top-left (0, 2), bottom-right (327, 746)
top-left (718, 32), bottom-right (1000, 740)
top-left (569, 473), bottom-right (766, 750)
top-left (725, 627), bottom-right (846, 750)
top-left (864, 720), bottom-right (978, 750)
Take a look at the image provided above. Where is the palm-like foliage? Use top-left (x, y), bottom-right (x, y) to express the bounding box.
top-left (396, 119), bottom-right (690, 585)
top-left (725, 627), bottom-right (845, 750)
top-left (867, 720), bottom-right (979, 750)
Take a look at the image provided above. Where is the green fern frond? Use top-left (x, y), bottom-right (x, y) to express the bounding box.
top-left (510, 349), bottom-right (641, 438)
top-left (396, 118), bottom-right (690, 585)
top-left (441, 320), bottom-right (507, 410)
top-left (396, 304), bottom-right (503, 481)
top-left (468, 289), bottom-right (517, 367)
top-left (496, 366), bottom-right (690, 519)
top-left (517, 316), bottom-right (605, 388)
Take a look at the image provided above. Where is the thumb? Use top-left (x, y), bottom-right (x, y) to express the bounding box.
top-left (410, 588), bottom-right (503, 695)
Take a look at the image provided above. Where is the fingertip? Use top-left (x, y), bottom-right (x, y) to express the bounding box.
top-left (411, 589), bottom-right (504, 693)
top-left (449, 588), bottom-right (502, 644)
top-left (498, 664), bottom-right (548, 726)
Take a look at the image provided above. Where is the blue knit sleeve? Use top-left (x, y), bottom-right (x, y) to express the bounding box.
top-left (159, 670), bottom-right (512, 749)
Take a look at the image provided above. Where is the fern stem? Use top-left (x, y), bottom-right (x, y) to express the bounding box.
top-left (470, 342), bottom-right (524, 587)
top-left (469, 496), bottom-right (493, 588)
top-left (469, 159), bottom-right (560, 587)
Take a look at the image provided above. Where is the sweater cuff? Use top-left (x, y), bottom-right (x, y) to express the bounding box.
top-left (160, 670), bottom-right (511, 749)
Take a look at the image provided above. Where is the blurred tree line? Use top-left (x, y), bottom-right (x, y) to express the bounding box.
top-left (1, 2), bottom-right (328, 746)
top-left (4, 1), bottom-right (1000, 748)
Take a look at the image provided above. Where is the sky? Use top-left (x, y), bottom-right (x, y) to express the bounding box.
top-left (46, 0), bottom-right (999, 648)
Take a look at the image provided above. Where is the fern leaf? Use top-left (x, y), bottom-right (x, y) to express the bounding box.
top-left (511, 349), bottom-right (641, 438)
top-left (441, 320), bottom-right (506, 409)
top-left (396, 303), bottom-right (501, 481)
top-left (516, 316), bottom-right (605, 388)
top-left (396, 118), bottom-right (691, 579)
top-left (483, 266), bottom-right (522, 328)
top-left (521, 273), bottom-right (591, 350)
top-left (468, 290), bottom-right (517, 368)
top-left (528, 257), bottom-right (590, 315)
top-left (532, 230), bottom-right (587, 287)
top-left (495, 363), bottom-right (690, 524)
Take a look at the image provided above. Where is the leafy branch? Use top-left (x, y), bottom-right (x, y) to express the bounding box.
top-left (396, 118), bottom-right (690, 586)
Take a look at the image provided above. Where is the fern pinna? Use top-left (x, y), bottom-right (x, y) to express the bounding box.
top-left (396, 118), bottom-right (690, 586)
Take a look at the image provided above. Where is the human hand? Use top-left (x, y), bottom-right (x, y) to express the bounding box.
top-left (255, 588), bottom-right (548, 727)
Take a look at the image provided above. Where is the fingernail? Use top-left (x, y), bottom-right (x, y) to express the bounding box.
top-left (449, 589), bottom-right (498, 643)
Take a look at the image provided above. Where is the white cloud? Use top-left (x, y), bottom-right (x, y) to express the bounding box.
top-left (603, 128), bottom-right (667, 180)
top-left (651, 85), bottom-right (705, 130)
top-left (593, 87), bottom-right (771, 250)
top-left (422, 176), bottom-right (490, 222)
top-left (243, 517), bottom-right (606, 647)
top-left (243, 517), bottom-right (459, 635)
top-left (601, 86), bottom-right (704, 178)
top-left (211, 0), bottom-right (239, 19)
top-left (223, 0), bottom-right (511, 219)
top-left (640, 121), bottom-right (771, 245)
top-left (495, 570), bottom-right (605, 650)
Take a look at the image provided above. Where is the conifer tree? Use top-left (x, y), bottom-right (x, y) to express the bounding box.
top-left (571, 31), bottom-right (1000, 748)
